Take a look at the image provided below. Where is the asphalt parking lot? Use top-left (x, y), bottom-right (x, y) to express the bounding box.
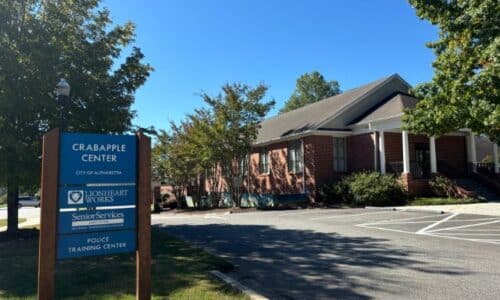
top-left (153, 208), bottom-right (500, 300)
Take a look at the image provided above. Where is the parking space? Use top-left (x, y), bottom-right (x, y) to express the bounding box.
top-left (357, 212), bottom-right (500, 245)
top-left (154, 208), bottom-right (500, 299)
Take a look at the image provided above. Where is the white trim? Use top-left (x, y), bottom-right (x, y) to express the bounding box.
top-left (429, 136), bottom-right (437, 173)
top-left (402, 130), bottom-right (410, 174)
top-left (379, 131), bottom-right (386, 174)
top-left (317, 74), bottom-right (410, 129)
top-left (373, 132), bottom-right (378, 171)
top-left (467, 131), bottom-right (477, 172)
top-left (253, 129), bottom-right (351, 147)
top-left (356, 113), bottom-right (404, 126)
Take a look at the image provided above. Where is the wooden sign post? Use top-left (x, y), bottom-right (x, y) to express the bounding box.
top-left (136, 132), bottom-right (152, 300)
top-left (37, 129), bottom-right (151, 300)
top-left (37, 129), bottom-right (60, 300)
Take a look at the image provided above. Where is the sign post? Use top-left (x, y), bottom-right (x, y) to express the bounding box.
top-left (136, 132), bottom-right (151, 300)
top-left (37, 129), bottom-right (151, 300)
top-left (37, 129), bottom-right (60, 300)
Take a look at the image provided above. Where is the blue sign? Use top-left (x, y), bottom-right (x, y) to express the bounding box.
top-left (58, 185), bottom-right (136, 209)
top-left (57, 230), bottom-right (136, 260)
top-left (58, 208), bottom-right (136, 234)
top-left (59, 133), bottom-right (137, 184)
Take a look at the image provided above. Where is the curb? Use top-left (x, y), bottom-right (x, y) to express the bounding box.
top-left (395, 207), bottom-right (448, 214)
top-left (209, 270), bottom-right (269, 300)
top-left (364, 206), bottom-right (447, 214)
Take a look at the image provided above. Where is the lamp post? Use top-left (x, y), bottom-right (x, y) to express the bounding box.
top-left (55, 78), bottom-right (70, 131)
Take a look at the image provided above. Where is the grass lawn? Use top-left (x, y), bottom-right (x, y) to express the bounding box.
top-left (0, 228), bottom-right (248, 299)
top-left (408, 197), bottom-right (483, 206)
top-left (0, 218), bottom-right (27, 227)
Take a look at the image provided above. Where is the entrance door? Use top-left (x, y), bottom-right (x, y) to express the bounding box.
top-left (415, 143), bottom-right (430, 178)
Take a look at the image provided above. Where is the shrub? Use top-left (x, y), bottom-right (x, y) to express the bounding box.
top-left (429, 176), bottom-right (462, 198)
top-left (319, 179), bottom-right (350, 205)
top-left (344, 172), bottom-right (406, 207)
top-left (320, 172), bottom-right (406, 207)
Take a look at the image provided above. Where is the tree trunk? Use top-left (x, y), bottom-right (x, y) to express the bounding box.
top-left (6, 179), bottom-right (19, 234)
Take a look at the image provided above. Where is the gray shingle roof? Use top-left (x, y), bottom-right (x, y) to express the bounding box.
top-left (255, 75), bottom-right (396, 144)
top-left (354, 93), bottom-right (419, 125)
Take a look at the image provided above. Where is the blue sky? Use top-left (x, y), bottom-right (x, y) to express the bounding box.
top-left (103, 0), bottom-right (438, 131)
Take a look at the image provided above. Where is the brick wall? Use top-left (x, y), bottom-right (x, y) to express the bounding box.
top-left (384, 133), bottom-right (467, 176)
top-left (249, 135), bottom-right (337, 202)
top-left (347, 133), bottom-right (375, 172)
top-left (202, 133), bottom-right (467, 200)
top-left (436, 136), bottom-right (467, 177)
top-left (305, 136), bottom-right (333, 192)
top-left (249, 141), bottom-right (305, 196)
top-left (385, 133), bottom-right (467, 195)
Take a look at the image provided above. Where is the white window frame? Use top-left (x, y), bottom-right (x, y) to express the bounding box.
top-left (288, 140), bottom-right (303, 173)
top-left (239, 154), bottom-right (249, 176)
top-left (259, 148), bottom-right (270, 175)
top-left (333, 137), bottom-right (347, 172)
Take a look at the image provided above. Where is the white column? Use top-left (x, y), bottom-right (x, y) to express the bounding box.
top-left (373, 132), bottom-right (378, 171)
top-left (494, 143), bottom-right (499, 174)
top-left (429, 136), bottom-right (437, 174)
top-left (379, 131), bottom-right (386, 174)
top-left (468, 131), bottom-right (477, 172)
top-left (402, 130), bottom-right (410, 174)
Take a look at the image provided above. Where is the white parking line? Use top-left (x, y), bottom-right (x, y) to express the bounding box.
top-left (417, 213), bottom-right (458, 234)
top-left (365, 213), bottom-right (451, 225)
top-left (424, 233), bottom-right (500, 245)
top-left (356, 224), bottom-right (417, 234)
top-left (454, 229), bottom-right (500, 232)
top-left (277, 209), bottom-right (337, 217)
top-left (204, 214), bottom-right (227, 220)
top-left (433, 233), bottom-right (500, 236)
top-left (311, 211), bottom-right (392, 221)
top-left (428, 219), bottom-right (500, 233)
top-left (357, 212), bottom-right (500, 245)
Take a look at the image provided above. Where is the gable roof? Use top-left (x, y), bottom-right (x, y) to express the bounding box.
top-left (353, 93), bottom-right (419, 125)
top-left (255, 74), bottom-right (409, 145)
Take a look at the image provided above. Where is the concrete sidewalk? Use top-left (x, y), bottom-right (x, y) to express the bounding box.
top-left (396, 203), bottom-right (500, 217)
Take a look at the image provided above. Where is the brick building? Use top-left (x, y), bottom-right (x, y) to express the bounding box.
top-left (199, 74), bottom-right (499, 204)
top-left (235, 73), bottom-right (498, 202)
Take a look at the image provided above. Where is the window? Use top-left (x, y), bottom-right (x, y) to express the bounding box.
top-left (239, 154), bottom-right (249, 176)
top-left (205, 165), bottom-right (215, 179)
top-left (259, 148), bottom-right (270, 174)
top-left (333, 137), bottom-right (346, 172)
top-left (288, 140), bottom-right (303, 173)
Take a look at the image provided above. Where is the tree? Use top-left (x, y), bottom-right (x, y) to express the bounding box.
top-left (152, 124), bottom-right (201, 206)
top-left (404, 0), bottom-right (499, 143)
top-left (152, 83), bottom-right (275, 208)
top-left (152, 110), bottom-right (224, 208)
top-left (280, 71), bottom-right (341, 113)
top-left (0, 0), bottom-right (152, 234)
top-left (202, 83), bottom-right (275, 207)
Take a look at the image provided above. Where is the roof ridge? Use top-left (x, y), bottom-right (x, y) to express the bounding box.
top-left (262, 74), bottom-right (395, 124)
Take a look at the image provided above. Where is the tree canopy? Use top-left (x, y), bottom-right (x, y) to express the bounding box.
top-left (404, 0), bottom-right (499, 142)
top-left (280, 71), bottom-right (341, 113)
top-left (0, 0), bottom-right (152, 232)
top-left (152, 83), bottom-right (274, 207)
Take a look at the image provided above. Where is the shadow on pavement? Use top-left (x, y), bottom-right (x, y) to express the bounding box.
top-left (158, 223), bottom-right (470, 299)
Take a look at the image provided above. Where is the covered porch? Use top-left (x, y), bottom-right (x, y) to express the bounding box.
top-left (370, 122), bottom-right (499, 195)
